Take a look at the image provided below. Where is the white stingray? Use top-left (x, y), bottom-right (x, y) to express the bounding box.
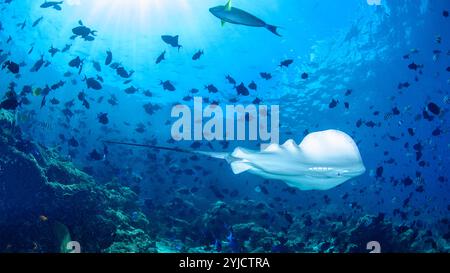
top-left (105, 130), bottom-right (366, 191)
top-left (198, 130), bottom-right (366, 190)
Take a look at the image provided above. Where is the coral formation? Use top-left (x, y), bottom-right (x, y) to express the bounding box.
top-left (0, 109), bottom-right (154, 253)
top-left (145, 198), bottom-right (448, 253)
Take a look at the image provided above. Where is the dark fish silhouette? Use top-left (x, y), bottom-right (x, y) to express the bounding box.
top-left (427, 102), bottom-right (441, 115)
top-left (51, 80), bottom-right (65, 90)
top-left (161, 35), bottom-right (182, 50)
top-left (27, 47), bottom-right (34, 55)
top-left (92, 61), bottom-right (101, 72)
top-left (160, 80), bottom-right (176, 91)
top-left (89, 149), bottom-right (103, 161)
top-left (156, 51), bottom-right (166, 64)
top-left (192, 50), bottom-right (204, 60)
top-left (205, 84), bottom-right (218, 93)
top-left (0, 51), bottom-right (10, 64)
top-left (61, 44), bottom-right (71, 52)
top-left (124, 86), bottom-right (138, 94)
top-left (329, 99), bottom-right (339, 109)
top-left (143, 103), bottom-right (162, 115)
top-left (108, 95), bottom-right (118, 106)
top-left (116, 67), bottom-right (134, 78)
top-left (69, 56), bottom-right (82, 68)
top-left (260, 72), bottom-right (272, 80)
top-left (48, 45), bottom-right (59, 57)
top-left (183, 95), bottom-right (193, 101)
top-left (0, 97), bottom-right (20, 110)
top-left (226, 75), bottom-right (236, 85)
top-left (32, 16), bottom-right (44, 27)
top-left (236, 82), bottom-right (249, 96)
top-left (2, 61), bottom-right (19, 74)
top-left (84, 76), bottom-right (102, 90)
top-left (40, 1), bottom-right (63, 10)
top-left (252, 97), bottom-right (262, 104)
top-left (105, 50), bottom-right (112, 65)
top-left (71, 20), bottom-right (96, 41)
top-left (279, 59), bottom-right (293, 68)
top-left (30, 55), bottom-right (45, 72)
top-left (408, 62), bottom-right (423, 71)
top-left (109, 62), bottom-right (121, 69)
top-left (40, 96), bottom-right (47, 109)
top-left (97, 113), bottom-right (109, 124)
top-left (17, 20), bottom-right (26, 30)
top-left (432, 128), bottom-right (441, 136)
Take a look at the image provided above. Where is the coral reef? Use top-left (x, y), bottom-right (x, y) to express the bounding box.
top-left (145, 198), bottom-right (448, 253)
top-left (0, 109), bottom-right (155, 253)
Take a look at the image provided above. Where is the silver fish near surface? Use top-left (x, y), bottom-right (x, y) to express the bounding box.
top-left (209, 0), bottom-right (281, 36)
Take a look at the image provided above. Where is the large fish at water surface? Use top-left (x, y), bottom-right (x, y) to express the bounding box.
top-left (105, 130), bottom-right (365, 191)
top-left (209, 0), bottom-right (281, 37)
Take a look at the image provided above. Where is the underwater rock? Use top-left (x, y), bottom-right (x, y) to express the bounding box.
top-left (198, 200), bottom-right (287, 242)
top-left (143, 196), bottom-right (200, 242)
top-left (45, 159), bottom-right (94, 185)
top-left (0, 139), bottom-right (49, 224)
top-left (344, 214), bottom-right (418, 253)
top-left (0, 109), bottom-right (17, 142)
top-left (0, 109), bottom-right (14, 126)
top-left (232, 223), bottom-right (276, 252)
top-left (105, 228), bottom-right (154, 253)
top-left (0, 110), bottom-right (154, 253)
top-left (201, 201), bottom-right (235, 239)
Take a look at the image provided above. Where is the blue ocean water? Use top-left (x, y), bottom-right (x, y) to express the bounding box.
top-left (0, 0), bottom-right (448, 253)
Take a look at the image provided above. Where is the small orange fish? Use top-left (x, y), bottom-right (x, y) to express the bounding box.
top-left (39, 215), bottom-right (48, 222)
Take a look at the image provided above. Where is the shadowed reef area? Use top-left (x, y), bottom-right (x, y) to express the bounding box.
top-left (0, 109), bottom-right (155, 253)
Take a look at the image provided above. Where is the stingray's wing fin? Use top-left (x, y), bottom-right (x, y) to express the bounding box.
top-left (200, 148), bottom-right (254, 174)
top-left (230, 161), bottom-right (253, 174)
top-left (228, 147), bottom-right (256, 174)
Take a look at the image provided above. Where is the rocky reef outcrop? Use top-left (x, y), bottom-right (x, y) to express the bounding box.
top-left (0, 109), bottom-right (155, 253)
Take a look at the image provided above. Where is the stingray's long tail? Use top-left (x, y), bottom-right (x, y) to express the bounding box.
top-left (195, 150), bottom-right (230, 160)
top-left (103, 140), bottom-right (230, 160)
top-left (103, 140), bottom-right (192, 154)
